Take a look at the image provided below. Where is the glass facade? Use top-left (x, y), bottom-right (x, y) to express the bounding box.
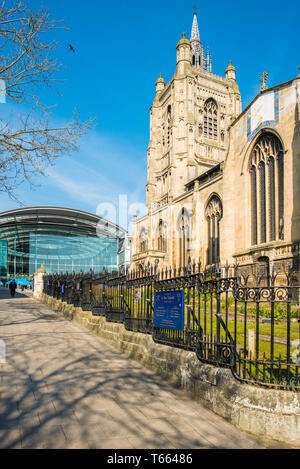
top-left (0, 240), bottom-right (7, 280)
top-left (28, 232), bottom-right (117, 275)
top-left (118, 249), bottom-right (125, 266)
top-left (0, 207), bottom-right (126, 279)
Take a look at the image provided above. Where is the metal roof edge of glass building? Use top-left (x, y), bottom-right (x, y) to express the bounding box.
top-left (0, 206), bottom-right (127, 239)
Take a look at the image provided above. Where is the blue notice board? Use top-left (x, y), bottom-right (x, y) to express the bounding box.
top-left (154, 290), bottom-right (184, 331)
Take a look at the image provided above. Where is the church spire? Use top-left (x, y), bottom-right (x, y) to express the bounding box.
top-left (191, 8), bottom-right (200, 43)
top-left (190, 7), bottom-right (211, 72)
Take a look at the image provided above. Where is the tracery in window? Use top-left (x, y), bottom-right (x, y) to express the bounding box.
top-left (203, 98), bottom-right (218, 141)
top-left (250, 133), bottom-right (284, 245)
top-left (206, 195), bottom-right (222, 265)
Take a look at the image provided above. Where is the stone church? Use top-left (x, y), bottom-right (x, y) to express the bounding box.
top-left (131, 11), bottom-right (300, 279)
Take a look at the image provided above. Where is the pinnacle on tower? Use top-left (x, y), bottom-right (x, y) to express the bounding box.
top-left (156, 73), bottom-right (165, 84)
top-left (190, 8), bottom-right (211, 72)
top-left (155, 72), bottom-right (165, 94)
top-left (225, 60), bottom-right (236, 81)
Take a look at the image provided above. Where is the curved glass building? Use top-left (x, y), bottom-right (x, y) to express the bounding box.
top-left (0, 207), bottom-right (128, 280)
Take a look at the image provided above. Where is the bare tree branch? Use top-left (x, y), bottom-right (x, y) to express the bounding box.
top-left (0, 1), bottom-right (95, 200)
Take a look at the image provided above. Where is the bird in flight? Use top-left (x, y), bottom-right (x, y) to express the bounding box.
top-left (69, 44), bottom-right (75, 53)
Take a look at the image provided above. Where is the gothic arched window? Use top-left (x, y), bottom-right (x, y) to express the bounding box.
top-left (204, 98), bottom-right (218, 140)
top-left (178, 208), bottom-right (190, 268)
top-left (139, 228), bottom-right (148, 254)
top-left (157, 220), bottom-right (167, 252)
top-left (206, 195), bottom-right (222, 265)
top-left (250, 133), bottom-right (284, 245)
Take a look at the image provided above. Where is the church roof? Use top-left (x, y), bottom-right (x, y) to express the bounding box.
top-left (185, 163), bottom-right (222, 191)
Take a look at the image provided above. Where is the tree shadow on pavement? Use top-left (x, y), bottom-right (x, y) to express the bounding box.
top-left (0, 296), bottom-right (288, 450)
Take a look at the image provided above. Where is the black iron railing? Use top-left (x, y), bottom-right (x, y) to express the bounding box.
top-left (43, 260), bottom-right (300, 390)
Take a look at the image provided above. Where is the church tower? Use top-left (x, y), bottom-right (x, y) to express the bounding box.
top-left (133, 9), bottom-right (242, 269)
top-left (145, 10), bottom-right (242, 210)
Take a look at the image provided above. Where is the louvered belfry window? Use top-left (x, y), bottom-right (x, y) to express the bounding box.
top-left (250, 133), bottom-right (284, 245)
top-left (203, 98), bottom-right (218, 140)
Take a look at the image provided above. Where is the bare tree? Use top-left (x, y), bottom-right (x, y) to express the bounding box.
top-left (0, 0), bottom-right (95, 199)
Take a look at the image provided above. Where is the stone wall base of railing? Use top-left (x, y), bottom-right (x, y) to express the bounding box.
top-left (39, 293), bottom-right (300, 447)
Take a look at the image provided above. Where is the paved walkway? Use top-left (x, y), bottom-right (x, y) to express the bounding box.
top-left (0, 288), bottom-right (280, 449)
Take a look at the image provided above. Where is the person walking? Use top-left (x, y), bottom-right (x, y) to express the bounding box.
top-left (9, 279), bottom-right (17, 297)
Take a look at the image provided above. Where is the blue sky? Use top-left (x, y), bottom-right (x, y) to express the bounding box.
top-left (0, 0), bottom-right (299, 231)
